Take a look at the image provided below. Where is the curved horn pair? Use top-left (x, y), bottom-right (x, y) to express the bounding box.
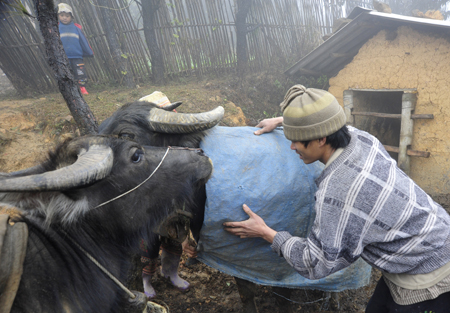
top-left (147, 106), bottom-right (224, 133)
top-left (0, 142), bottom-right (113, 192)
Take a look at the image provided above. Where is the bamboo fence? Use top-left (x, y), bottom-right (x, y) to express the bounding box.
top-left (0, 0), bottom-right (373, 94)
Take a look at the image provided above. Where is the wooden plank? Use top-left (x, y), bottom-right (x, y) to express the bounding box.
top-left (297, 68), bottom-right (322, 76)
top-left (398, 92), bottom-right (417, 175)
top-left (383, 145), bottom-right (430, 158)
top-left (352, 112), bottom-right (434, 119)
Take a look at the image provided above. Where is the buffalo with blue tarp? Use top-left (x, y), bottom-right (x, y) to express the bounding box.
top-left (98, 99), bottom-right (371, 293)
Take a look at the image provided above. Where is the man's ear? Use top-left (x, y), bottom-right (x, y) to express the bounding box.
top-left (317, 137), bottom-right (327, 147)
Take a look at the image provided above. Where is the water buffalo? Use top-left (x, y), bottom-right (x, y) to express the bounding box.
top-left (0, 135), bottom-right (213, 313)
top-left (98, 100), bottom-right (224, 297)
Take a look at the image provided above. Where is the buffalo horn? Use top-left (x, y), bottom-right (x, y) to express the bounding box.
top-left (0, 145), bottom-right (113, 192)
top-left (161, 101), bottom-right (183, 112)
top-left (147, 106), bottom-right (224, 133)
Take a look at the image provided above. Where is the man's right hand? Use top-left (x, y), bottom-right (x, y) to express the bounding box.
top-left (254, 117), bottom-right (283, 135)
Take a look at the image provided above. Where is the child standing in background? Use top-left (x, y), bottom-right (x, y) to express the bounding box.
top-left (57, 3), bottom-right (93, 95)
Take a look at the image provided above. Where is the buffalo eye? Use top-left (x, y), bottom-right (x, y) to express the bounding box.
top-left (119, 132), bottom-right (135, 140)
top-left (131, 149), bottom-right (144, 163)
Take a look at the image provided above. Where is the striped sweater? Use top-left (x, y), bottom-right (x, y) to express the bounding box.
top-left (59, 22), bottom-right (93, 59)
top-left (272, 126), bottom-right (450, 280)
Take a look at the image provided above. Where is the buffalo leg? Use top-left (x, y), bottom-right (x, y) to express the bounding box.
top-left (160, 248), bottom-right (190, 291)
top-left (160, 237), bottom-right (189, 291)
top-left (235, 277), bottom-right (259, 313)
top-left (273, 286), bottom-right (294, 313)
top-left (140, 233), bottom-right (161, 298)
top-left (142, 271), bottom-right (156, 298)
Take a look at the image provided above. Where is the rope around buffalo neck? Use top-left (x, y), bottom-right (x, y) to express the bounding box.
top-left (94, 147), bottom-right (171, 209)
top-left (61, 229), bottom-right (170, 311)
top-left (61, 229), bottom-right (137, 298)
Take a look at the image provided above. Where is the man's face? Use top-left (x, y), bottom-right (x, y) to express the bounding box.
top-left (290, 140), bottom-right (322, 164)
top-left (58, 12), bottom-right (72, 25)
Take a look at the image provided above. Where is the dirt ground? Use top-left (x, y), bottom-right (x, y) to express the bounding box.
top-left (0, 73), bottom-right (379, 312)
top-left (141, 257), bottom-right (381, 313)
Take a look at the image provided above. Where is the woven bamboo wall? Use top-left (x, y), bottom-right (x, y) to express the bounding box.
top-left (0, 0), bottom-right (371, 93)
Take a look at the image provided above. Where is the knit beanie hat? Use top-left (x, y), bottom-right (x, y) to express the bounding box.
top-left (280, 85), bottom-right (346, 141)
top-left (58, 3), bottom-right (73, 15)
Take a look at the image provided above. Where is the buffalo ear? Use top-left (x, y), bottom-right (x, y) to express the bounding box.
top-left (0, 189), bottom-right (91, 227)
top-left (0, 164), bottom-right (46, 178)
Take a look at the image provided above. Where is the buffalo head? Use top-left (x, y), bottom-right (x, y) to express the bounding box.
top-left (0, 135), bottom-right (213, 238)
top-left (97, 101), bottom-right (223, 240)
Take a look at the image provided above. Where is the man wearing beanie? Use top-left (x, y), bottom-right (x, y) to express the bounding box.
top-left (224, 85), bottom-right (450, 312)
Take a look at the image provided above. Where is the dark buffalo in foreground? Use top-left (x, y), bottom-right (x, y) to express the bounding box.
top-left (98, 101), bottom-right (225, 298)
top-left (0, 135), bottom-right (213, 313)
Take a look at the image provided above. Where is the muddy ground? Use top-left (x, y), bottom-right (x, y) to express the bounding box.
top-left (0, 73), bottom-right (380, 312)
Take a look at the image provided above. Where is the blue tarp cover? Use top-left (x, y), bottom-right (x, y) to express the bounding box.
top-left (198, 126), bottom-right (372, 291)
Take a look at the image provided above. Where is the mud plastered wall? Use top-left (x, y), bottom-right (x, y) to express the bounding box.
top-left (329, 26), bottom-right (450, 204)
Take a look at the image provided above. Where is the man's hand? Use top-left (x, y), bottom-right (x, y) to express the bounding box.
top-left (223, 204), bottom-right (277, 243)
top-left (254, 117), bottom-right (283, 136)
top-left (182, 237), bottom-right (198, 258)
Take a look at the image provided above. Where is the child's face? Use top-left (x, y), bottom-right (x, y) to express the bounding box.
top-left (58, 12), bottom-right (72, 25)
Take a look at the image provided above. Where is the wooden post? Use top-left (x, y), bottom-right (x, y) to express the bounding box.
top-left (343, 90), bottom-right (354, 125)
top-left (236, 0), bottom-right (253, 79)
top-left (143, 0), bottom-right (166, 84)
top-left (398, 92), bottom-right (417, 175)
top-left (98, 0), bottom-right (136, 89)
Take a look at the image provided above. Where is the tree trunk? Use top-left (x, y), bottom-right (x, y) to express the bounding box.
top-left (34, 0), bottom-right (98, 135)
top-left (236, 0), bottom-right (252, 79)
top-left (142, 0), bottom-right (165, 84)
top-left (97, 0), bottom-right (136, 89)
